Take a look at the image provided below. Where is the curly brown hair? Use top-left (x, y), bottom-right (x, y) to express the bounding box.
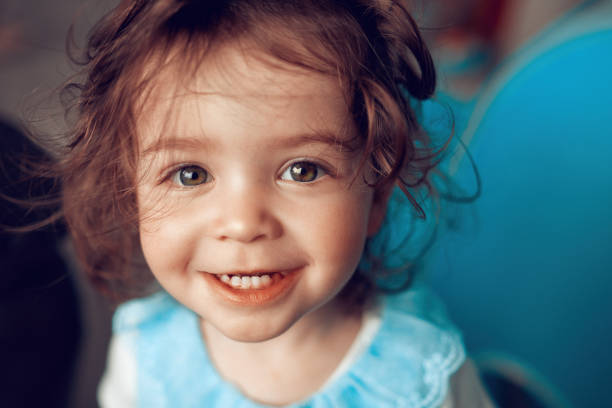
top-left (56, 0), bottom-right (442, 303)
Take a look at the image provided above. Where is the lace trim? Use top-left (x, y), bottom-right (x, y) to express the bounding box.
top-left (114, 288), bottom-right (466, 407)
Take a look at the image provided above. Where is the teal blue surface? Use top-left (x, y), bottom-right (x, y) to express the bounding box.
top-left (424, 11), bottom-right (612, 408)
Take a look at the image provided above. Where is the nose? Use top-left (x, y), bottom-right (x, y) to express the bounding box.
top-left (209, 184), bottom-right (282, 243)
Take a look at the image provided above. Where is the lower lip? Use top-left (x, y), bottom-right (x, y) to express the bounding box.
top-left (202, 268), bottom-right (302, 307)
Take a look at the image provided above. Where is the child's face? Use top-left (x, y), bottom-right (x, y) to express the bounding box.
top-left (136, 44), bottom-right (386, 342)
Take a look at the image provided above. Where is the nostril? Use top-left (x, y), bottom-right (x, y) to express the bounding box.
top-left (215, 217), bottom-right (278, 243)
top-left (209, 194), bottom-right (283, 242)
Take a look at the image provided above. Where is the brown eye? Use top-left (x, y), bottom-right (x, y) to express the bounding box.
top-left (175, 165), bottom-right (210, 186)
top-left (282, 161), bottom-right (325, 183)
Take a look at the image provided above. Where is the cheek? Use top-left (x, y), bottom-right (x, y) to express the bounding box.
top-left (138, 209), bottom-right (194, 281)
top-left (137, 183), bottom-right (192, 270)
top-left (138, 190), bottom-right (165, 271)
top-left (138, 221), bottom-right (169, 277)
top-left (300, 190), bottom-right (373, 271)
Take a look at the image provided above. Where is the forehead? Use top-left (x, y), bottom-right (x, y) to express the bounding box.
top-left (136, 42), bottom-right (353, 147)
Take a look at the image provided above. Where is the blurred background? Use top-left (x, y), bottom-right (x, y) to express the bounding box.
top-left (1, 0), bottom-right (610, 407)
top-left (0, 2), bottom-right (116, 407)
top-left (418, 1), bottom-right (612, 407)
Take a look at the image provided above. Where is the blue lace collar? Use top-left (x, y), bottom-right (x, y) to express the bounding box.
top-left (115, 284), bottom-right (465, 407)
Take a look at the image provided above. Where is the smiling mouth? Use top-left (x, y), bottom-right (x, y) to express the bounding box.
top-left (202, 268), bottom-right (301, 306)
top-left (215, 272), bottom-right (286, 290)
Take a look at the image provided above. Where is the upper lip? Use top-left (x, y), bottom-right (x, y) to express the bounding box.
top-left (204, 267), bottom-right (300, 276)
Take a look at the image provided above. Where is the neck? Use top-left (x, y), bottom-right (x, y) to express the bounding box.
top-left (200, 298), bottom-right (363, 406)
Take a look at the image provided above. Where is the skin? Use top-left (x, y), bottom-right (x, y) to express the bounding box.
top-left (136, 43), bottom-right (389, 404)
top-left (495, 0), bottom-right (584, 59)
top-left (427, 0), bottom-right (584, 96)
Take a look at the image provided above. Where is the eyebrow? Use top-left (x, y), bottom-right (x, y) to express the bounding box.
top-left (276, 130), bottom-right (360, 151)
top-left (141, 137), bottom-right (211, 157)
top-left (141, 130), bottom-right (360, 156)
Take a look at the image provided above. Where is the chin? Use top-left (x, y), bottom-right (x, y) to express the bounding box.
top-left (212, 309), bottom-right (305, 343)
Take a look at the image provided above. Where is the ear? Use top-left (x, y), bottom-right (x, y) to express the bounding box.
top-left (367, 182), bottom-right (394, 237)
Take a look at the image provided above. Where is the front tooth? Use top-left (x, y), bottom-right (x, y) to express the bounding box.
top-left (220, 274), bottom-right (279, 289)
top-left (241, 276), bottom-right (251, 289)
top-left (230, 276), bottom-right (242, 288)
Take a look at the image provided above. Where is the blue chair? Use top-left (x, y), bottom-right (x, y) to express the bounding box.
top-left (423, 2), bottom-right (612, 407)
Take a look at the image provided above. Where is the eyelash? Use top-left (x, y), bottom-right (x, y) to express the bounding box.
top-left (161, 159), bottom-right (331, 188)
top-left (279, 160), bottom-right (329, 183)
top-left (159, 164), bottom-right (212, 188)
